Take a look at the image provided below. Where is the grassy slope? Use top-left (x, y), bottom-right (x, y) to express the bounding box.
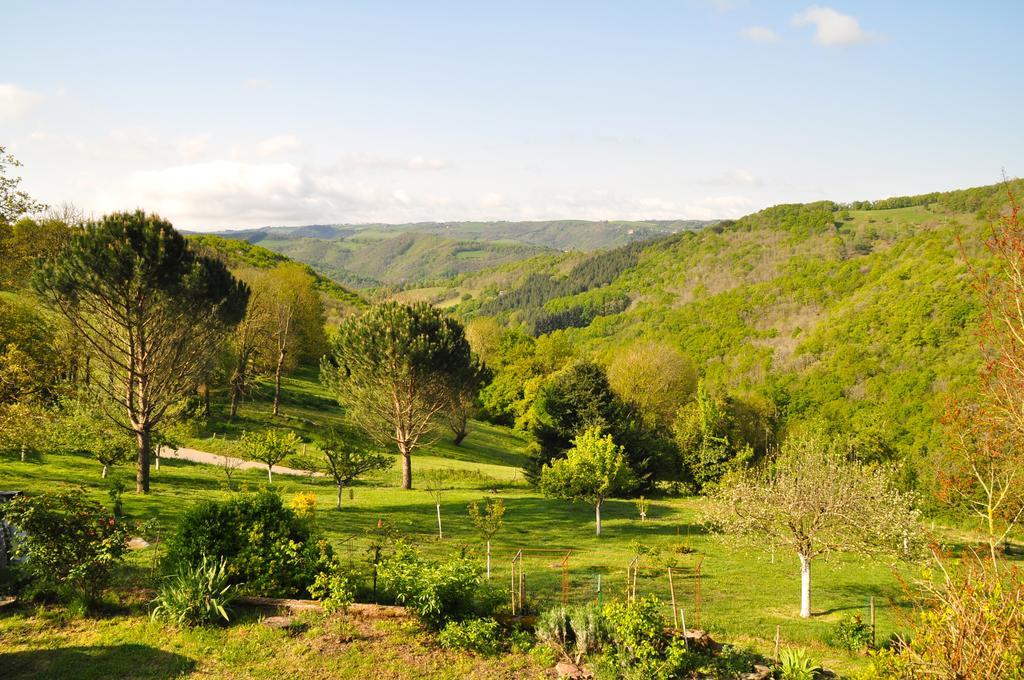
top-left (1, 370), bottom-right (985, 677)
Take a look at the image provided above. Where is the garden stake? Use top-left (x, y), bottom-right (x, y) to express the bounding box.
top-left (668, 567), bottom-right (678, 629)
top-left (774, 625), bottom-right (780, 663)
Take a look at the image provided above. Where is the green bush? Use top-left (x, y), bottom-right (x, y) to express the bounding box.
top-left (309, 563), bottom-right (356, 613)
top-left (536, 602), bottom-right (608, 663)
top-left (1, 489), bottom-right (129, 602)
top-left (830, 614), bottom-right (873, 652)
top-left (437, 617), bottom-right (502, 655)
top-left (377, 541), bottom-right (482, 629)
top-left (151, 555), bottom-right (236, 627)
top-left (165, 488), bottom-right (332, 597)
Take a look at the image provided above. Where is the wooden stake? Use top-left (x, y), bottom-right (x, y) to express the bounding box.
top-left (680, 606), bottom-right (688, 650)
top-left (870, 596), bottom-right (876, 649)
top-left (774, 625), bottom-right (780, 663)
top-left (668, 567), bottom-right (679, 629)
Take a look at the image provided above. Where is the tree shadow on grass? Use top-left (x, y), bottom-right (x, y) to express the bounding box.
top-left (0, 644), bottom-right (195, 679)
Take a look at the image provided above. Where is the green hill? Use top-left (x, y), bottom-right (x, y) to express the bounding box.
top-left (207, 219), bottom-right (712, 289)
top-left (422, 181), bottom-right (1023, 488)
top-left (186, 233), bottom-right (366, 319)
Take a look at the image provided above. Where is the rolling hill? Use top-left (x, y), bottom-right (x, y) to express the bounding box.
top-left (405, 180), bottom-right (1023, 487)
top-left (205, 219), bottom-right (713, 288)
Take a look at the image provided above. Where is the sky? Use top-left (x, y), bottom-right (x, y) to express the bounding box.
top-left (3, 1), bottom-right (1023, 230)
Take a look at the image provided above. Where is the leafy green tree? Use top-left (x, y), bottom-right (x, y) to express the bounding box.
top-left (317, 426), bottom-right (394, 509)
top-left (707, 430), bottom-right (918, 618)
top-left (672, 383), bottom-right (757, 491)
top-left (225, 268), bottom-right (275, 419)
top-left (444, 355), bottom-right (490, 445)
top-left (526, 361), bottom-right (651, 486)
top-left (540, 427), bottom-right (636, 536)
top-left (265, 262), bottom-right (326, 416)
top-left (34, 211), bottom-right (249, 492)
top-left (0, 296), bottom-right (63, 404)
top-left (322, 302), bottom-right (475, 490)
top-left (467, 497), bottom-right (505, 579)
top-left (0, 145), bottom-right (44, 227)
top-left (607, 341), bottom-right (697, 429)
top-left (240, 429), bottom-right (302, 483)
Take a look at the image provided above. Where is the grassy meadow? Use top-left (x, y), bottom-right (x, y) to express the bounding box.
top-left (1, 370), bottom-right (988, 678)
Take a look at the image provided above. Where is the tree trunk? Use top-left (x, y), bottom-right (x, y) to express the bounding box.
top-left (272, 351), bottom-right (284, 416)
top-left (799, 552), bottom-right (811, 618)
top-left (20, 444), bottom-right (26, 462)
top-left (436, 503), bottom-right (443, 539)
top-left (135, 428), bottom-right (151, 493)
top-left (400, 446), bottom-right (412, 490)
top-left (486, 540), bottom-right (491, 579)
top-left (229, 380), bottom-right (241, 419)
top-left (155, 448), bottom-right (160, 471)
top-left (595, 499), bottom-right (602, 536)
top-left (336, 482), bottom-right (343, 510)
top-left (102, 464), bottom-right (108, 479)
top-left (202, 382), bottom-right (211, 418)
top-left (267, 465), bottom-right (273, 483)
top-left (453, 429), bottom-right (467, 446)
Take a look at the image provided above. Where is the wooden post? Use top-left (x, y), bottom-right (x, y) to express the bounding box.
top-left (694, 557), bottom-right (703, 628)
top-left (596, 574), bottom-right (602, 604)
top-left (870, 596), bottom-right (876, 649)
top-left (774, 625), bottom-right (780, 663)
top-left (668, 567), bottom-right (679, 629)
top-left (680, 606), bottom-right (688, 650)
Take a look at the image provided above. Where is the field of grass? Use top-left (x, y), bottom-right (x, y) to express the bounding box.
top-left (0, 369), bottom-right (1007, 677)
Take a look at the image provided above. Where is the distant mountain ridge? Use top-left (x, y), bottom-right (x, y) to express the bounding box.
top-left (202, 218), bottom-right (714, 288)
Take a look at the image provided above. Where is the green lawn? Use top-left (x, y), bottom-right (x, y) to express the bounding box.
top-left (0, 369), bottom-right (1002, 677)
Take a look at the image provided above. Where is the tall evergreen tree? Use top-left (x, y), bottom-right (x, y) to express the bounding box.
top-left (34, 210), bottom-right (248, 492)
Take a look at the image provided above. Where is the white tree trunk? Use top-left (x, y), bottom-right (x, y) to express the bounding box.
top-left (102, 464), bottom-right (109, 479)
top-left (267, 465), bottom-right (273, 483)
top-left (436, 503), bottom-right (443, 539)
top-left (595, 500), bottom-right (602, 536)
top-left (799, 553), bottom-right (811, 618)
top-left (486, 540), bottom-right (491, 579)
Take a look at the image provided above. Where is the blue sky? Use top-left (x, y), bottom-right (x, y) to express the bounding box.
top-left (3, 1), bottom-right (1022, 229)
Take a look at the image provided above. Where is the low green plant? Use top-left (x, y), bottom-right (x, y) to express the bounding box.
top-left (601, 596), bottom-right (668, 676)
top-left (151, 555), bottom-right (236, 627)
top-left (437, 617), bottom-right (502, 655)
top-left (779, 648), bottom-right (820, 680)
top-left (831, 613), bottom-right (873, 652)
top-left (1, 489), bottom-right (129, 603)
top-left (165, 488), bottom-right (333, 597)
top-left (377, 541), bottom-right (482, 628)
top-left (309, 563), bottom-right (356, 613)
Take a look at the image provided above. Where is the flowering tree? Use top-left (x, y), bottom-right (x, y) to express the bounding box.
top-left (708, 431), bottom-right (918, 618)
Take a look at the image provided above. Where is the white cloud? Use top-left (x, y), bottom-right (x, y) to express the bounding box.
top-left (741, 26), bottom-right (782, 44)
top-left (255, 134), bottom-right (303, 157)
top-left (792, 6), bottom-right (872, 47)
top-left (699, 169), bottom-right (763, 187)
top-left (347, 152), bottom-right (450, 171)
top-left (681, 195), bottom-right (754, 219)
top-left (0, 83), bottom-right (44, 122)
top-left (177, 134), bottom-right (210, 161)
top-left (245, 77), bottom-right (271, 90)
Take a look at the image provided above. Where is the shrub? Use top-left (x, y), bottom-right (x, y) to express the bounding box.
top-left (831, 614), bottom-right (873, 652)
top-left (601, 596), bottom-right (668, 676)
top-left (779, 648), bottom-right (820, 680)
top-left (437, 617), bottom-right (502, 655)
top-left (165, 488), bottom-right (332, 597)
top-left (377, 541), bottom-right (482, 628)
top-left (309, 563), bottom-right (356, 613)
top-left (151, 555), bottom-right (236, 627)
top-left (535, 606), bottom-right (572, 654)
top-left (1, 489), bottom-right (129, 602)
top-left (288, 491), bottom-right (317, 519)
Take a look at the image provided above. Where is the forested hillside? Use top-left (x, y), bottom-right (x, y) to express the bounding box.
top-left (209, 219), bottom-right (711, 289)
top-left (439, 181), bottom-right (1024, 497)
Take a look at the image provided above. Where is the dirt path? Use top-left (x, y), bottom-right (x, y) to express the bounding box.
top-left (158, 446), bottom-right (320, 478)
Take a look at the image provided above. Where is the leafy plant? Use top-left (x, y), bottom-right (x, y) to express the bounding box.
top-left (1, 489), bottom-right (129, 602)
top-left (437, 617), bottom-right (502, 655)
top-left (377, 541), bottom-right (482, 628)
top-left (151, 555), bottom-right (236, 627)
top-left (601, 596), bottom-right (667, 675)
top-left (831, 613), bottom-right (873, 652)
top-left (240, 429), bottom-right (302, 483)
top-left (779, 648), bottom-right (820, 680)
top-left (308, 563), bottom-right (356, 613)
top-left (165, 488), bottom-right (333, 597)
